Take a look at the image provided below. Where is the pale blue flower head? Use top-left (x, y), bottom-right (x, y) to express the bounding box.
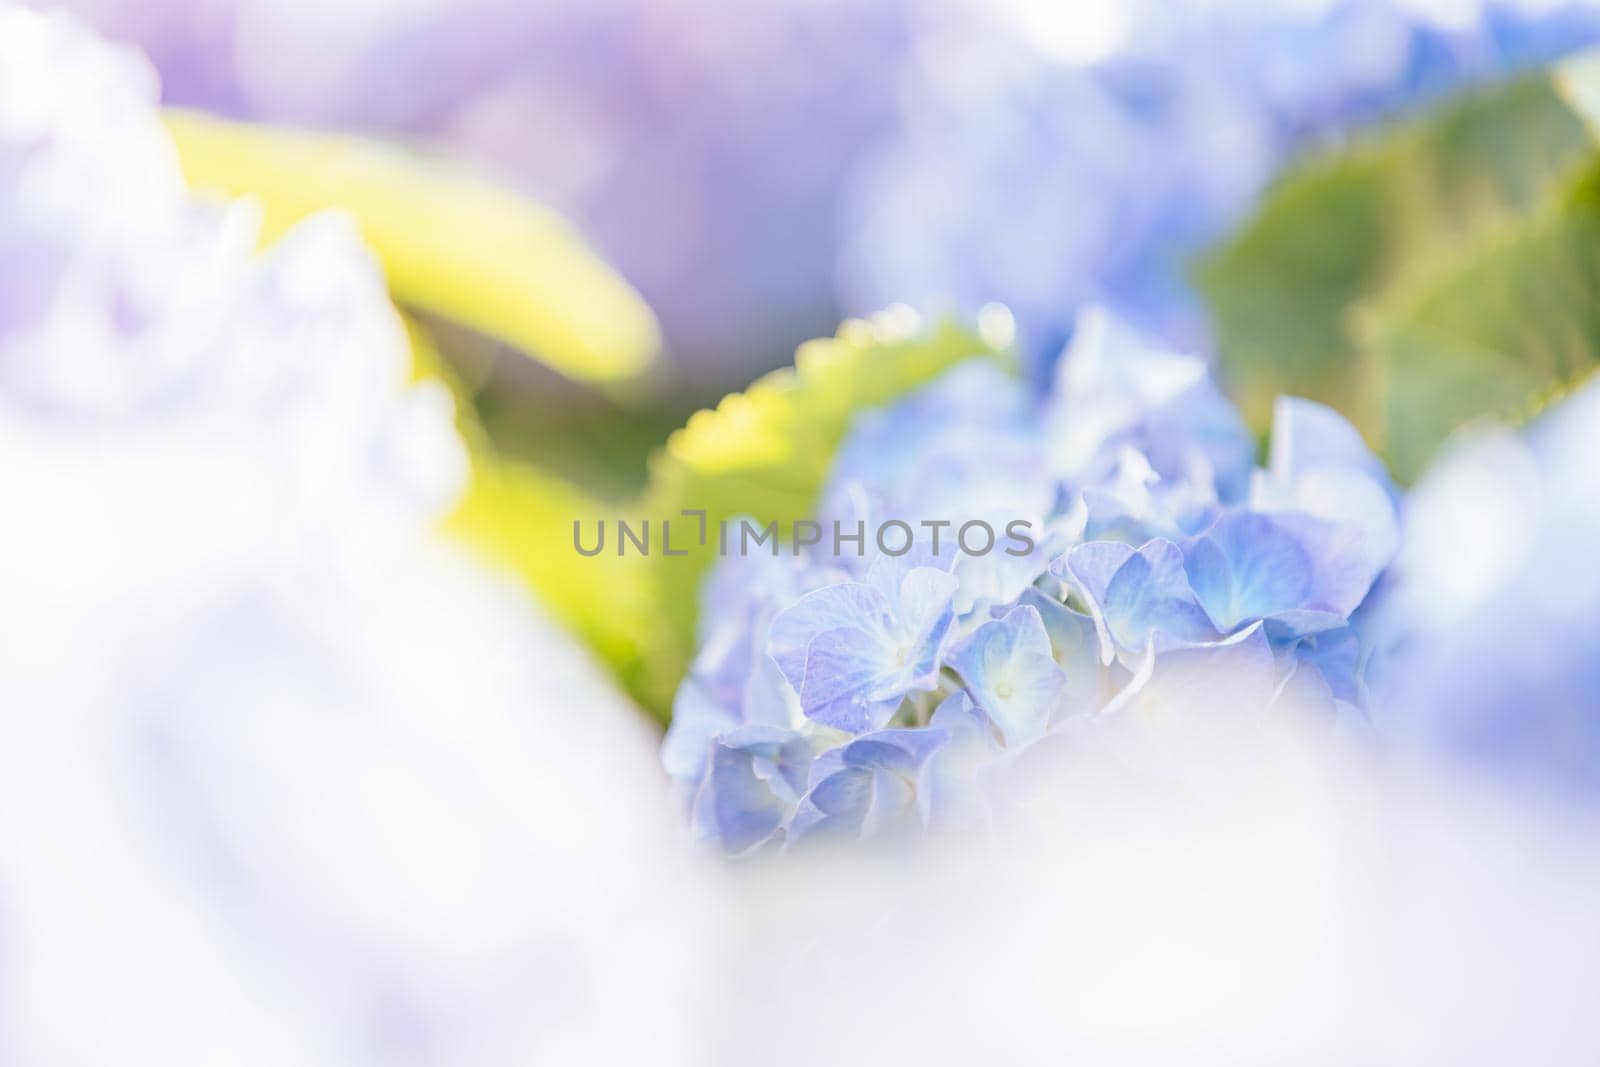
top-left (667, 308), bottom-right (1400, 853)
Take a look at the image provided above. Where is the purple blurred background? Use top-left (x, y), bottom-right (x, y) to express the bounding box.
top-left (47, 0), bottom-right (1600, 394)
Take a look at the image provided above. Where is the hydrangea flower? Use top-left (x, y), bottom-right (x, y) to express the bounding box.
top-left (837, 0), bottom-right (1600, 360)
top-left (1377, 375), bottom-right (1600, 797)
top-left (0, 11), bottom-right (710, 1063)
top-left (664, 308), bottom-right (1402, 852)
top-left (768, 548), bottom-right (961, 733)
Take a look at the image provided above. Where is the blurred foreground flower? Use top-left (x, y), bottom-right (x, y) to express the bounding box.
top-left (1379, 374), bottom-right (1600, 795)
top-left (665, 310), bottom-right (1400, 853)
top-left (0, 10), bottom-right (708, 1063)
top-left (715, 738), bottom-right (1600, 1066)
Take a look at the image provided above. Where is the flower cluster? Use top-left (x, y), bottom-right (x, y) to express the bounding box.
top-left (664, 310), bottom-right (1401, 852)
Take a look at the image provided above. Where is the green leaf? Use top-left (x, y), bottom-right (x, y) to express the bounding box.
top-left (164, 110), bottom-right (660, 386)
top-left (1198, 67), bottom-right (1598, 439)
top-left (1361, 172), bottom-right (1600, 481)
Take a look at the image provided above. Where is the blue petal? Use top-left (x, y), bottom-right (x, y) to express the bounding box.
top-left (827, 360), bottom-right (1034, 502)
top-left (805, 765), bottom-right (873, 820)
top-left (893, 566), bottom-right (960, 683)
top-left (694, 725), bottom-right (812, 853)
top-left (790, 727), bottom-right (951, 843)
top-left (863, 536), bottom-right (959, 604)
top-left (949, 605), bottom-right (1067, 746)
top-left (660, 676), bottom-right (739, 784)
top-left (1258, 397), bottom-right (1400, 576)
top-left (1016, 588), bottom-right (1114, 714)
top-left (1057, 540), bottom-right (1133, 607)
top-left (1292, 625), bottom-right (1364, 705)
top-left (1109, 623), bottom-right (1279, 727)
top-left (792, 624), bottom-right (909, 733)
top-left (767, 560), bottom-right (958, 732)
top-left (842, 726), bottom-right (952, 775)
top-left (1263, 464), bottom-right (1400, 578)
top-left (739, 650), bottom-right (802, 729)
top-left (794, 767), bottom-right (916, 843)
top-left (1262, 609), bottom-right (1350, 643)
top-left (1048, 310), bottom-right (1254, 502)
top-left (1184, 512), bottom-right (1314, 632)
top-left (953, 511), bottom-right (1079, 619)
top-left (1268, 397), bottom-right (1389, 486)
top-left (768, 582), bottom-right (895, 697)
top-left (823, 360), bottom-right (1050, 524)
top-left (918, 692), bottom-right (1000, 829)
top-left (694, 545), bottom-right (843, 711)
top-left (1068, 538), bottom-right (1218, 654)
top-left (1056, 540), bottom-right (1134, 662)
top-left (1272, 511), bottom-right (1374, 619)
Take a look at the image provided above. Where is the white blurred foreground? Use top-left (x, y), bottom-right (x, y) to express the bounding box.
top-left (0, 546), bottom-right (716, 1066)
top-left (725, 759), bottom-right (1600, 1066)
top-left (6, 582), bottom-right (1600, 1066)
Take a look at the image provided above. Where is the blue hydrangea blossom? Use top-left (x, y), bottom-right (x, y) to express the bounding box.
top-left (665, 309), bottom-right (1402, 852)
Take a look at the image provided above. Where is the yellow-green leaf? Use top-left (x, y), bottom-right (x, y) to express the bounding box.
top-left (164, 109), bottom-right (659, 385)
